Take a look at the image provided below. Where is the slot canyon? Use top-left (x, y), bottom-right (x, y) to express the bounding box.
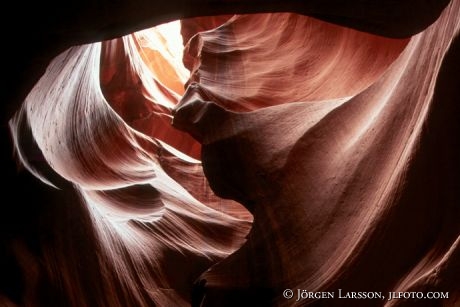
top-left (1, 1), bottom-right (459, 306)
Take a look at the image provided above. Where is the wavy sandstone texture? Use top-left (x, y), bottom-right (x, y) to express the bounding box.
top-left (2, 1), bottom-right (460, 307)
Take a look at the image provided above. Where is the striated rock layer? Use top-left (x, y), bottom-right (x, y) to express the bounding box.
top-left (7, 21), bottom-right (251, 307)
top-left (2, 1), bottom-right (460, 307)
top-left (174, 4), bottom-right (460, 306)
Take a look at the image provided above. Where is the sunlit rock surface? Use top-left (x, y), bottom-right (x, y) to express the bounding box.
top-left (2, 0), bottom-right (459, 306)
top-left (175, 4), bottom-right (460, 306)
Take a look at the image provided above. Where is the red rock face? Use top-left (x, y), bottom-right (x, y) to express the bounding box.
top-left (2, 1), bottom-right (460, 307)
top-left (174, 7), bottom-right (460, 306)
top-left (181, 14), bottom-right (409, 112)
